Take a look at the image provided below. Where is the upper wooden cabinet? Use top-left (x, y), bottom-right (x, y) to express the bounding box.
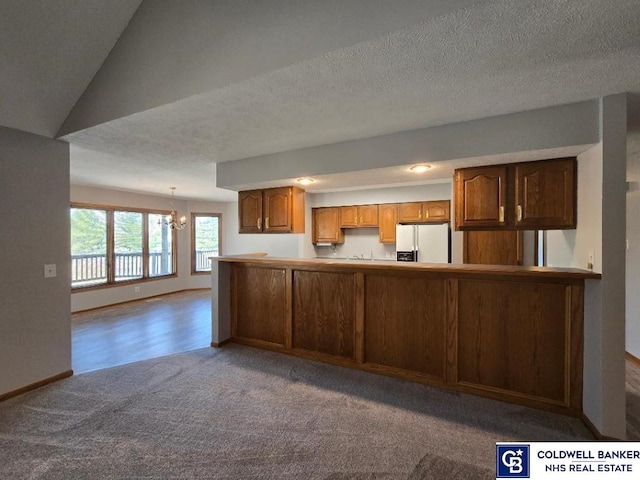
top-left (378, 204), bottom-right (398, 244)
top-left (454, 166), bottom-right (508, 229)
top-left (340, 204), bottom-right (378, 227)
top-left (454, 158), bottom-right (576, 231)
top-left (238, 186), bottom-right (305, 234)
top-left (514, 158), bottom-right (576, 229)
top-left (312, 207), bottom-right (344, 244)
top-left (238, 190), bottom-right (263, 233)
top-left (398, 200), bottom-right (450, 223)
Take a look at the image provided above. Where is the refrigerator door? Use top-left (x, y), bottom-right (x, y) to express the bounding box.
top-left (415, 223), bottom-right (450, 263)
top-left (395, 224), bottom-right (415, 252)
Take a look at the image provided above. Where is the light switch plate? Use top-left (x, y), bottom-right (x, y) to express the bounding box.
top-left (44, 264), bottom-right (57, 278)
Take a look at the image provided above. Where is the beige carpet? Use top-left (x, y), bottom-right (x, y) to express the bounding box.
top-left (0, 344), bottom-right (594, 479)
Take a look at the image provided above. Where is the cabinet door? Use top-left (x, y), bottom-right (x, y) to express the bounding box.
top-left (515, 158), bottom-right (576, 229)
top-left (463, 230), bottom-right (523, 265)
top-left (238, 190), bottom-right (263, 233)
top-left (378, 204), bottom-right (398, 243)
top-left (340, 206), bottom-right (359, 227)
top-left (397, 202), bottom-right (423, 223)
top-left (312, 207), bottom-right (344, 243)
top-left (422, 200), bottom-right (450, 223)
top-left (358, 204), bottom-right (379, 227)
top-left (455, 166), bottom-right (508, 229)
top-left (264, 187), bottom-right (292, 232)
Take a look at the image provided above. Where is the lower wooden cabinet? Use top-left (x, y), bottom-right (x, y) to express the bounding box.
top-left (292, 271), bottom-right (355, 359)
top-left (365, 274), bottom-right (445, 379)
top-left (456, 279), bottom-right (575, 404)
top-left (232, 265), bottom-right (286, 346)
top-left (226, 260), bottom-right (587, 414)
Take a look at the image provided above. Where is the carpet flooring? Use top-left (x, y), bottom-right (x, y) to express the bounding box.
top-left (0, 344), bottom-right (595, 479)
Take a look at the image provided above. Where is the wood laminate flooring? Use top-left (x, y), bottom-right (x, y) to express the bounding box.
top-left (72, 290), bottom-right (211, 374)
top-left (627, 356), bottom-right (640, 440)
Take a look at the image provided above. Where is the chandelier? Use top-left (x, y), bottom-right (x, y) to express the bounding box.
top-left (162, 187), bottom-right (187, 230)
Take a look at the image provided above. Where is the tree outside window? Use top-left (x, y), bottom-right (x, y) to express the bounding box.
top-left (192, 213), bottom-right (221, 273)
top-left (71, 205), bottom-right (177, 289)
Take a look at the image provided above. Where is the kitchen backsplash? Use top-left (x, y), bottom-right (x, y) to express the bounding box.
top-left (313, 228), bottom-right (397, 259)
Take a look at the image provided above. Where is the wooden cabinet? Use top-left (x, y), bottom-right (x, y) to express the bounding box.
top-left (454, 166), bottom-right (508, 229)
top-left (238, 186), bottom-right (305, 233)
top-left (232, 265), bottom-right (287, 346)
top-left (312, 207), bottom-right (344, 244)
top-left (398, 201), bottom-right (450, 223)
top-left (340, 204), bottom-right (378, 227)
top-left (454, 158), bottom-right (576, 231)
top-left (220, 257), bottom-right (591, 414)
top-left (238, 190), bottom-right (263, 233)
top-left (514, 158), bottom-right (576, 229)
top-left (293, 271), bottom-right (356, 359)
top-left (463, 230), bottom-right (523, 265)
top-left (365, 274), bottom-right (446, 379)
top-left (378, 204), bottom-right (398, 243)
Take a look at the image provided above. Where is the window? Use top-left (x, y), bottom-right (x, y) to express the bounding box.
top-left (192, 213), bottom-right (221, 273)
top-left (71, 204), bottom-right (177, 289)
top-left (70, 207), bottom-right (108, 287)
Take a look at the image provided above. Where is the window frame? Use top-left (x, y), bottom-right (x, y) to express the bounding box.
top-left (71, 202), bottom-right (178, 291)
top-left (191, 212), bottom-right (222, 275)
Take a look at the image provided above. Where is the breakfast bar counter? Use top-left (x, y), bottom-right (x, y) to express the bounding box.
top-left (211, 255), bottom-right (600, 416)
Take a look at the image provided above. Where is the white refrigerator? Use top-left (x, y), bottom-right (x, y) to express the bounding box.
top-left (396, 223), bottom-right (450, 263)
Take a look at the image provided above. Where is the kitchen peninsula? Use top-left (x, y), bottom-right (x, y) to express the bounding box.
top-left (211, 255), bottom-right (600, 416)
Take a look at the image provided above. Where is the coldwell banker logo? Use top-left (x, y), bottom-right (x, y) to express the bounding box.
top-left (496, 444), bottom-right (530, 478)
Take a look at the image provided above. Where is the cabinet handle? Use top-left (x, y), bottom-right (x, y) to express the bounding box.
top-left (499, 206), bottom-right (505, 223)
top-left (257, 218), bottom-right (262, 230)
top-left (266, 217), bottom-right (269, 229)
top-left (517, 205), bottom-right (522, 222)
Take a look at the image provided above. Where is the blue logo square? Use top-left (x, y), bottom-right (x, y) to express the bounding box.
top-left (496, 444), bottom-right (530, 478)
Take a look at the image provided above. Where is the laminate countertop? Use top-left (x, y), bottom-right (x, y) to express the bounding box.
top-left (211, 254), bottom-right (601, 280)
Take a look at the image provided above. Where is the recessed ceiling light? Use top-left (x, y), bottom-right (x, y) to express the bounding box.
top-left (410, 164), bottom-right (431, 173)
top-left (296, 177), bottom-right (315, 185)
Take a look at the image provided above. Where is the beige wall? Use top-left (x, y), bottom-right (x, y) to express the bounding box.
top-left (0, 127), bottom-right (71, 396)
top-left (70, 185), bottom-right (225, 312)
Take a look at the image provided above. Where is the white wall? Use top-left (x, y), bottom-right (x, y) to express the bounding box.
top-left (217, 101), bottom-right (599, 188)
top-left (308, 182), bottom-right (453, 260)
top-left (0, 127), bottom-right (71, 396)
top-left (546, 144), bottom-right (603, 272)
top-left (222, 202), bottom-right (305, 258)
top-left (627, 142), bottom-right (640, 356)
top-left (70, 185), bottom-right (226, 312)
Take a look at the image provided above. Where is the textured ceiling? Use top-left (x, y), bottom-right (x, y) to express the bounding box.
top-left (4, 0), bottom-right (640, 201)
top-left (0, 0), bottom-right (142, 137)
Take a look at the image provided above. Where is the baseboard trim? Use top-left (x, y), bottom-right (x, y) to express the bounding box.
top-left (626, 351), bottom-right (640, 367)
top-left (0, 370), bottom-right (73, 403)
top-left (579, 413), bottom-right (620, 440)
top-left (211, 339), bottom-right (231, 348)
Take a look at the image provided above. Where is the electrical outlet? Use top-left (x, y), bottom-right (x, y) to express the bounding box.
top-left (44, 264), bottom-right (57, 278)
top-left (134, 286), bottom-right (140, 293)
